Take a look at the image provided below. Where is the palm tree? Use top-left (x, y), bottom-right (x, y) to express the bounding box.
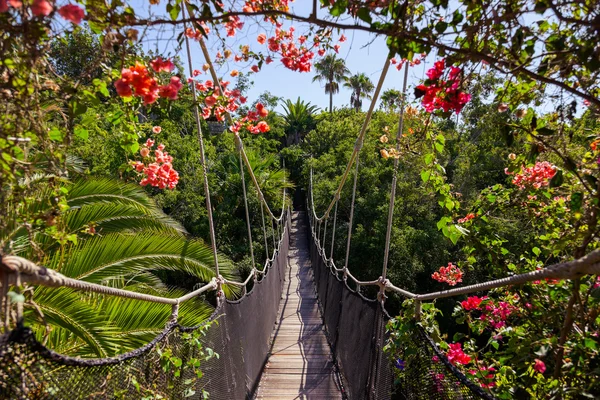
top-left (281, 98), bottom-right (319, 144)
top-left (344, 73), bottom-right (375, 112)
top-left (312, 54), bottom-right (349, 113)
top-left (381, 88), bottom-right (402, 111)
top-left (2, 177), bottom-right (238, 357)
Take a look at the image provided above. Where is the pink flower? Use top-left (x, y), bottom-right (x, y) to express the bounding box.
top-left (150, 57), bottom-right (175, 73)
top-left (257, 33), bottom-right (266, 44)
top-left (31, 0), bottom-right (52, 16)
top-left (447, 343), bottom-right (471, 365)
top-left (152, 126), bottom-right (162, 134)
top-left (192, 69), bottom-right (201, 76)
top-left (533, 359), bottom-right (546, 374)
top-left (461, 296), bottom-right (484, 311)
top-left (431, 262), bottom-right (463, 286)
top-left (58, 4), bottom-right (85, 24)
top-left (339, 34), bottom-right (347, 43)
top-left (0, 0), bottom-right (9, 12)
top-left (140, 147), bottom-right (150, 157)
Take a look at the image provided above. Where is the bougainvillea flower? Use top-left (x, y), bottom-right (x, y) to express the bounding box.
top-left (447, 343), bottom-right (471, 365)
top-left (461, 296), bottom-right (484, 311)
top-left (58, 4), bottom-right (85, 24)
top-left (257, 33), bottom-right (267, 44)
top-left (533, 359), bottom-right (546, 374)
top-left (150, 57), bottom-right (175, 73)
top-left (256, 103), bottom-right (268, 117)
top-left (31, 0), bottom-right (52, 16)
top-left (431, 262), bottom-right (463, 286)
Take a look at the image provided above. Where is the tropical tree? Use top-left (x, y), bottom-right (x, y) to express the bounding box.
top-left (2, 177), bottom-right (237, 357)
top-left (380, 89), bottom-right (402, 111)
top-left (344, 73), bottom-right (375, 111)
top-left (312, 54), bottom-right (349, 113)
top-left (281, 98), bottom-right (319, 145)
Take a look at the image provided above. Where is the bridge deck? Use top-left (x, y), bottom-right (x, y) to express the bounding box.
top-left (256, 211), bottom-right (342, 399)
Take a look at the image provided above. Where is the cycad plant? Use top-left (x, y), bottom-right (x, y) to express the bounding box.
top-left (344, 73), bottom-right (375, 111)
top-left (281, 98), bottom-right (319, 145)
top-left (312, 54), bottom-right (350, 113)
top-left (1, 177), bottom-right (237, 357)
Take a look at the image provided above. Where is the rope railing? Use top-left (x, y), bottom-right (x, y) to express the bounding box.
top-left (0, 255), bottom-right (218, 306)
top-left (306, 199), bottom-right (600, 303)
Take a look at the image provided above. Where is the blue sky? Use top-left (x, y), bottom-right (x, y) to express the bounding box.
top-left (137, 0), bottom-right (434, 113)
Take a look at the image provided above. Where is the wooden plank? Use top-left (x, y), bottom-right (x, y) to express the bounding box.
top-left (256, 211), bottom-right (341, 399)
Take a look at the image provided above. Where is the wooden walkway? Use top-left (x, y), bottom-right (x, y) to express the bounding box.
top-left (256, 211), bottom-right (342, 399)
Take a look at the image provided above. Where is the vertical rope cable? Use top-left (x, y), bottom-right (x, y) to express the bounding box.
top-left (330, 201), bottom-right (338, 260)
top-left (260, 200), bottom-right (269, 260)
top-left (237, 142), bottom-right (256, 274)
top-left (181, 3), bottom-right (220, 280)
top-left (381, 63), bottom-right (410, 286)
top-left (344, 152), bottom-right (361, 275)
top-left (271, 216), bottom-right (277, 257)
top-left (322, 215), bottom-right (328, 258)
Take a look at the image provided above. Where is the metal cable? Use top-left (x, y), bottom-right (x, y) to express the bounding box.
top-left (381, 62), bottom-right (410, 285)
top-left (181, 2), bottom-right (220, 280)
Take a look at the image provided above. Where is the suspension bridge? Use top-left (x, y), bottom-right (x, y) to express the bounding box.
top-left (2, 25), bottom-right (600, 400)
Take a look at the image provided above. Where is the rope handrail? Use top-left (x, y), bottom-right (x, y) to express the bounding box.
top-left (0, 213), bottom-right (289, 305)
top-left (0, 255), bottom-right (218, 306)
top-left (307, 202), bottom-right (600, 301)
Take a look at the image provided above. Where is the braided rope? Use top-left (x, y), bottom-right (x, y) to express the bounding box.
top-left (182, 3), bottom-right (221, 281)
top-left (307, 200), bottom-right (600, 300)
top-left (0, 256), bottom-right (217, 305)
top-left (238, 146), bottom-right (256, 273)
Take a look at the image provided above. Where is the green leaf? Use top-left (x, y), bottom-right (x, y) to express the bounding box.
top-left (549, 169), bottom-right (563, 187)
top-left (357, 8), bottom-right (372, 23)
top-left (74, 126), bottom-right (89, 140)
top-left (435, 21), bottom-right (448, 34)
top-left (536, 127), bottom-right (554, 136)
top-left (49, 127), bottom-right (64, 142)
top-left (532, 247), bottom-right (541, 257)
top-left (421, 170), bottom-right (431, 182)
top-left (570, 192), bottom-right (583, 211)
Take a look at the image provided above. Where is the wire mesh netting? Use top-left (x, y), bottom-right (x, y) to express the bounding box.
top-left (307, 215), bottom-right (494, 400)
top-left (0, 217), bottom-right (291, 400)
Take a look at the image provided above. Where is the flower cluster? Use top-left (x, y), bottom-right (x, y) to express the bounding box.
top-left (447, 342), bottom-right (471, 365)
top-left (431, 262), bottom-right (463, 286)
top-left (131, 138), bottom-right (179, 190)
top-left (193, 79), bottom-right (244, 121)
top-left (505, 161), bottom-right (557, 189)
top-left (457, 213), bottom-right (476, 224)
top-left (115, 59), bottom-right (182, 105)
top-left (461, 295), bottom-right (517, 330)
top-left (415, 59), bottom-right (471, 114)
top-left (390, 53), bottom-right (427, 71)
top-left (229, 102), bottom-right (271, 134)
top-left (242, 0), bottom-right (290, 13)
top-left (1, 0), bottom-right (85, 23)
top-left (263, 27), bottom-right (315, 72)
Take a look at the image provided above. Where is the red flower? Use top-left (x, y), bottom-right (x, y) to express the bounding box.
top-left (533, 359), bottom-right (546, 374)
top-left (447, 343), bottom-right (471, 365)
top-left (251, 65), bottom-right (260, 73)
top-left (257, 33), bottom-right (267, 44)
top-left (431, 262), bottom-right (463, 286)
top-left (31, 0), bottom-right (52, 16)
top-left (0, 0), bottom-right (8, 12)
top-left (461, 296), bottom-right (484, 311)
top-left (150, 57), bottom-right (175, 73)
top-left (508, 161), bottom-right (557, 189)
top-left (256, 103), bottom-right (268, 117)
top-left (114, 78), bottom-right (132, 97)
top-left (256, 121), bottom-right (270, 133)
top-left (58, 4), bottom-right (85, 24)
top-left (457, 213), bottom-right (476, 224)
